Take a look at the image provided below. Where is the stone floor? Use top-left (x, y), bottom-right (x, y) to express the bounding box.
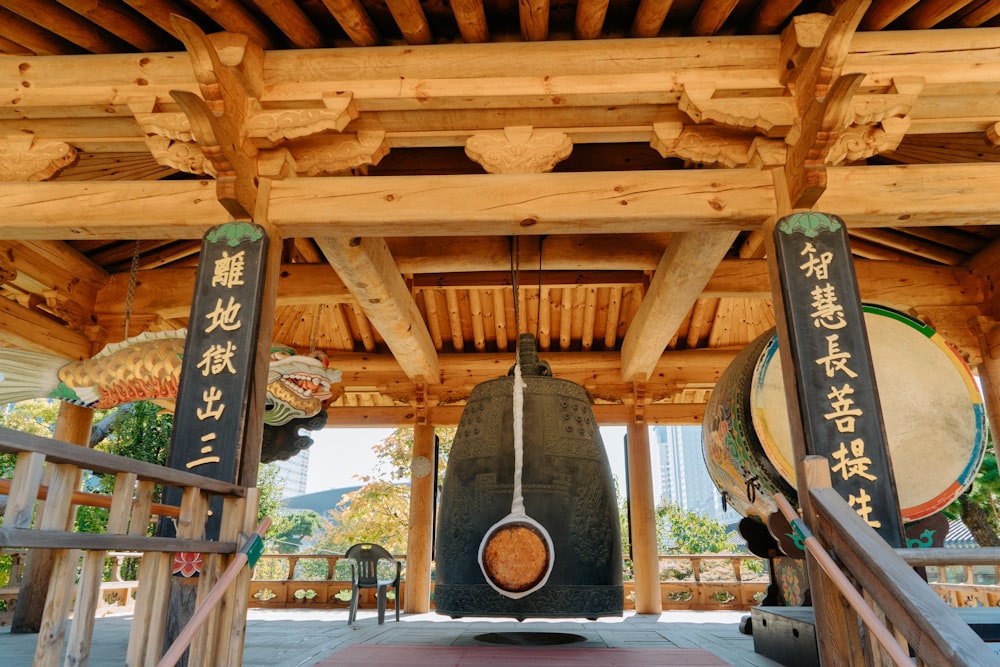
top-left (0, 608), bottom-right (787, 666)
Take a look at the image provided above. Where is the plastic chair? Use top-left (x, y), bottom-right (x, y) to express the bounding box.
top-left (344, 543), bottom-right (401, 625)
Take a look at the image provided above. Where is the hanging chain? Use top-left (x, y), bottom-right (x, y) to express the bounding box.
top-left (510, 236), bottom-right (521, 335)
top-left (536, 236), bottom-right (543, 342)
top-left (309, 304), bottom-right (323, 353)
top-left (123, 239), bottom-right (141, 340)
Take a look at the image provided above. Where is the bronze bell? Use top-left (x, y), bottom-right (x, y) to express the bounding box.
top-left (434, 334), bottom-right (623, 619)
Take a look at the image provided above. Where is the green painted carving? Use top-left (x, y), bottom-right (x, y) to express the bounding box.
top-left (207, 221), bottom-right (264, 247)
top-left (776, 212), bottom-right (842, 238)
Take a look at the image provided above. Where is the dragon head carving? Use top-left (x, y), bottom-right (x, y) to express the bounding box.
top-left (264, 346), bottom-right (343, 426)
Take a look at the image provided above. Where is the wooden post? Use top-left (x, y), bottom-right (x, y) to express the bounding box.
top-left (405, 423), bottom-right (436, 614)
top-left (64, 471), bottom-right (137, 667)
top-left (974, 318), bottom-right (1000, 448)
top-left (126, 480), bottom-right (161, 667)
top-left (31, 462), bottom-right (83, 667)
top-left (12, 402), bottom-right (93, 635)
top-left (626, 416), bottom-right (661, 614)
top-left (224, 488), bottom-right (260, 667)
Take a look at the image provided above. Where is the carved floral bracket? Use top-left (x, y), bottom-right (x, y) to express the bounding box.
top-left (0, 133), bottom-right (77, 182)
top-left (130, 15), bottom-right (385, 211)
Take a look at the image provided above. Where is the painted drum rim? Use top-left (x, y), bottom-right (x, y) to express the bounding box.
top-left (750, 304), bottom-right (987, 522)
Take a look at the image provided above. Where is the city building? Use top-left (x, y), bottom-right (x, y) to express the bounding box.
top-left (654, 425), bottom-right (741, 528)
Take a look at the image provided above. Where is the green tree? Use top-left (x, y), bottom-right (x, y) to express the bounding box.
top-left (657, 501), bottom-right (735, 554)
top-left (311, 427), bottom-right (453, 555)
top-left (946, 434), bottom-right (1000, 546)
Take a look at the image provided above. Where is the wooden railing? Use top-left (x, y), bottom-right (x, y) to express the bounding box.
top-left (0, 425), bottom-right (257, 667)
top-left (794, 455), bottom-right (998, 666)
top-left (242, 551), bottom-right (771, 611)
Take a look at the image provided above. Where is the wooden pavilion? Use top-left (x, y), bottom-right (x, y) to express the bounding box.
top-left (2, 0), bottom-right (1000, 663)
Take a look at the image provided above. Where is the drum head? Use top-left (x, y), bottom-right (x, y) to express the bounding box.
top-left (751, 305), bottom-right (987, 522)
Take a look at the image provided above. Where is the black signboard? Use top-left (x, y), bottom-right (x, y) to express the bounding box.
top-left (772, 212), bottom-right (904, 547)
top-left (160, 222), bottom-right (268, 542)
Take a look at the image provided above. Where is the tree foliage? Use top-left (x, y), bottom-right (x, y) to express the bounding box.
top-left (946, 434), bottom-right (1000, 546)
top-left (310, 427), bottom-right (454, 555)
top-left (657, 501), bottom-right (735, 554)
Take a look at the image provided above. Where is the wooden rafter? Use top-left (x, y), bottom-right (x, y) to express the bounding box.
top-left (620, 232), bottom-right (739, 382)
top-left (315, 236), bottom-right (439, 383)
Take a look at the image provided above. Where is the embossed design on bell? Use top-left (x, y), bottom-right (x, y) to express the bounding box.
top-left (435, 334), bottom-right (624, 619)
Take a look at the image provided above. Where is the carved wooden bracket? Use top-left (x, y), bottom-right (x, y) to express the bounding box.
top-left (43, 289), bottom-right (93, 330)
top-left (415, 381), bottom-right (427, 425)
top-left (145, 135), bottom-right (211, 175)
top-left (780, 0), bottom-right (872, 208)
top-left (679, 84), bottom-right (795, 137)
top-left (291, 132), bottom-right (390, 176)
top-left (632, 381), bottom-right (646, 424)
top-left (137, 17), bottom-right (363, 215)
top-left (651, 122), bottom-right (786, 168)
top-left (465, 126), bottom-right (572, 173)
top-left (824, 77), bottom-right (923, 165)
top-left (0, 134), bottom-right (77, 182)
top-left (246, 95), bottom-right (357, 145)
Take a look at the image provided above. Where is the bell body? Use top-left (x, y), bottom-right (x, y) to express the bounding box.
top-left (435, 362), bottom-right (623, 619)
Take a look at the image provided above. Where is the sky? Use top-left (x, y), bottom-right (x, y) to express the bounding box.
top-left (304, 425), bottom-right (631, 494)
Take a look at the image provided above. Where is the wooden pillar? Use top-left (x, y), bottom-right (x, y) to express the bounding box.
top-left (11, 402), bottom-right (93, 634)
top-left (626, 417), bottom-right (661, 614)
top-left (405, 422), bottom-right (436, 614)
top-left (30, 403), bottom-right (93, 666)
top-left (974, 318), bottom-right (1000, 444)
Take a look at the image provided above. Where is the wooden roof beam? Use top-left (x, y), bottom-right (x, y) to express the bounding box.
top-left (249, 0), bottom-right (326, 48)
top-left (315, 236), bottom-right (439, 383)
top-left (52, 0), bottom-right (174, 52)
top-left (0, 297), bottom-right (94, 359)
top-left (4, 164), bottom-right (1000, 237)
top-left (620, 231), bottom-right (738, 382)
top-left (318, 0), bottom-right (381, 46)
top-left (188, 0), bottom-right (279, 49)
top-left (94, 263), bottom-right (354, 321)
top-left (322, 402), bottom-right (708, 427)
top-left (1, 0), bottom-right (137, 54)
top-left (0, 7), bottom-right (85, 55)
top-left (449, 0), bottom-right (489, 42)
top-left (89, 256), bottom-right (981, 328)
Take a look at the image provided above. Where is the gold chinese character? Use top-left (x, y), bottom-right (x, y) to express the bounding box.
top-left (799, 242), bottom-right (834, 281)
top-left (809, 284), bottom-right (847, 330)
top-left (848, 488), bottom-right (881, 528)
top-left (185, 435), bottom-right (221, 468)
top-left (832, 438), bottom-right (876, 482)
top-left (824, 383), bottom-right (863, 432)
top-left (212, 250), bottom-right (246, 288)
top-left (196, 386), bottom-right (225, 420)
top-left (196, 341), bottom-right (238, 376)
top-left (204, 296), bottom-right (242, 333)
top-left (815, 334), bottom-right (858, 379)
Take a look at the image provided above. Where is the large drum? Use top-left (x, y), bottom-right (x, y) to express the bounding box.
top-left (703, 304), bottom-right (987, 523)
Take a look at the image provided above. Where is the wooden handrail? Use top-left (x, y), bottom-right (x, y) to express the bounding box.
top-left (897, 546), bottom-right (1000, 567)
top-left (809, 485), bottom-right (998, 666)
top-left (0, 527), bottom-right (236, 553)
top-left (0, 478), bottom-right (180, 518)
top-left (0, 425), bottom-right (244, 497)
top-left (804, 480), bottom-right (998, 665)
top-left (773, 493), bottom-right (913, 667)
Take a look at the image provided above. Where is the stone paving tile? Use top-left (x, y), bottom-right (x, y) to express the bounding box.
top-left (0, 608), bottom-right (782, 666)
